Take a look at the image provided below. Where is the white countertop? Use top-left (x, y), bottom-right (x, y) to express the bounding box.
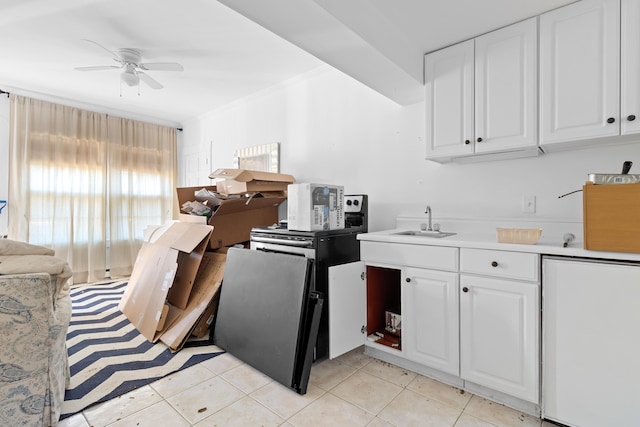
top-left (357, 217), bottom-right (640, 263)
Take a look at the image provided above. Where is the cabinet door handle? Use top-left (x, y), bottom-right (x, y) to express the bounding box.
top-left (477, 137), bottom-right (483, 142)
top-left (607, 117), bottom-right (616, 124)
top-left (464, 139), bottom-right (471, 145)
top-left (491, 261), bottom-right (498, 267)
top-left (628, 114), bottom-right (636, 122)
top-left (405, 277), bottom-right (411, 283)
top-left (462, 287), bottom-right (469, 293)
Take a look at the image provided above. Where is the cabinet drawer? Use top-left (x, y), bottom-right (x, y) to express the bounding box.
top-left (460, 248), bottom-right (539, 282)
top-left (361, 241), bottom-right (459, 271)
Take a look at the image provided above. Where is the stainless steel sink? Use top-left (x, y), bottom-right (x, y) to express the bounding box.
top-left (393, 230), bottom-right (457, 238)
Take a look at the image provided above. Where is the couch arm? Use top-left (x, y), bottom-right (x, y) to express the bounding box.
top-left (0, 272), bottom-right (72, 426)
top-left (0, 273), bottom-right (56, 371)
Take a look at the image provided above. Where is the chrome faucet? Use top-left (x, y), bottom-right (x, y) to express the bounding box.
top-left (425, 205), bottom-right (432, 231)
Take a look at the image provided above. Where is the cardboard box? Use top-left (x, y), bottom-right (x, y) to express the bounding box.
top-left (159, 251), bottom-right (226, 351)
top-left (118, 222), bottom-right (213, 342)
top-left (287, 183), bottom-right (345, 231)
top-left (191, 292), bottom-right (220, 338)
top-left (177, 186), bottom-right (286, 249)
top-left (209, 168), bottom-right (295, 195)
top-left (583, 182), bottom-right (640, 253)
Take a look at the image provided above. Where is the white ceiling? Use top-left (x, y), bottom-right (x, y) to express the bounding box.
top-left (0, 0), bottom-right (576, 126)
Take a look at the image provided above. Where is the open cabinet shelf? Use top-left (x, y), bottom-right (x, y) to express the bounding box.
top-left (366, 265), bottom-right (402, 351)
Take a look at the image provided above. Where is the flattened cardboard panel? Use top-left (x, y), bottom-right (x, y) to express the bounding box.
top-left (209, 168), bottom-right (294, 183)
top-left (216, 180), bottom-right (290, 195)
top-left (118, 243), bottom-right (178, 342)
top-left (119, 222), bottom-right (212, 342)
top-left (160, 252), bottom-right (226, 352)
top-left (214, 248), bottom-right (311, 389)
top-left (156, 305), bottom-right (170, 331)
top-left (191, 293), bottom-right (220, 338)
top-left (154, 222), bottom-right (213, 254)
top-left (167, 231), bottom-right (212, 309)
top-left (178, 214), bottom-right (208, 224)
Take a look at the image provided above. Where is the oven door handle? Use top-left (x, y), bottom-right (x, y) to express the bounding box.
top-left (251, 242), bottom-right (316, 258)
top-left (251, 236), bottom-right (314, 247)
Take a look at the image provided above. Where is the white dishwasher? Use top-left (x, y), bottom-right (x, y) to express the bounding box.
top-left (542, 256), bottom-right (640, 427)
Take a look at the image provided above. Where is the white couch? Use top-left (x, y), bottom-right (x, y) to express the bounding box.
top-left (0, 240), bottom-right (72, 426)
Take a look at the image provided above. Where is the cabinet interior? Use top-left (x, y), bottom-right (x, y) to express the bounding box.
top-left (366, 265), bottom-right (401, 350)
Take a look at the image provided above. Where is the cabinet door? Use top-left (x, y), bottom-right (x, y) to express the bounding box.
top-left (460, 275), bottom-right (539, 403)
top-left (328, 261), bottom-right (366, 359)
top-left (475, 18), bottom-right (538, 153)
top-left (540, 0), bottom-right (620, 145)
top-left (403, 267), bottom-right (459, 375)
top-left (621, 0), bottom-right (640, 135)
top-left (425, 40), bottom-right (475, 159)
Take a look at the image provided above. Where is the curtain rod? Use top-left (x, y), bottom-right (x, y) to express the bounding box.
top-left (1, 89), bottom-right (181, 130)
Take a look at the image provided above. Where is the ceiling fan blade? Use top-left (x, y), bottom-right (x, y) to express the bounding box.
top-left (138, 72), bottom-right (163, 89)
top-left (75, 65), bottom-right (121, 71)
top-left (81, 39), bottom-right (121, 62)
top-left (139, 62), bottom-right (184, 71)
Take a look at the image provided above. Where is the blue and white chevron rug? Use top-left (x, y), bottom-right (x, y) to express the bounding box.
top-left (60, 280), bottom-right (224, 419)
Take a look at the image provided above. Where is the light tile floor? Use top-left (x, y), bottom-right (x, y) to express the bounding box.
top-left (59, 346), bottom-right (558, 427)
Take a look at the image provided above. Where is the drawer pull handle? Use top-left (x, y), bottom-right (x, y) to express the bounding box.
top-left (462, 287), bottom-right (469, 293)
top-left (491, 261), bottom-right (498, 267)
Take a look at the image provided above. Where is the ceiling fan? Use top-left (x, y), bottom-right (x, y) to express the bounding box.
top-left (75, 39), bottom-right (184, 90)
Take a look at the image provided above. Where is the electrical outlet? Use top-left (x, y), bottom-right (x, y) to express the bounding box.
top-left (522, 195), bottom-right (536, 213)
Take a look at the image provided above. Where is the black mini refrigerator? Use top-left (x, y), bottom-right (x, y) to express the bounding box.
top-left (213, 247), bottom-right (323, 395)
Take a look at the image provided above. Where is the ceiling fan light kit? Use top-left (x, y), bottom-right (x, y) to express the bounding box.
top-left (121, 65), bottom-right (139, 87)
top-left (75, 40), bottom-right (184, 93)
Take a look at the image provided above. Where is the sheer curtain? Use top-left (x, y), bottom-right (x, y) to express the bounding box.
top-left (8, 94), bottom-right (177, 283)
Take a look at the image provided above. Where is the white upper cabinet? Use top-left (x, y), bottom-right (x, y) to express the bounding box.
top-left (424, 0), bottom-right (640, 161)
top-left (540, 0), bottom-right (621, 146)
top-left (425, 40), bottom-right (475, 159)
top-left (475, 17), bottom-right (538, 154)
top-left (621, 0), bottom-right (640, 134)
top-left (425, 18), bottom-right (538, 161)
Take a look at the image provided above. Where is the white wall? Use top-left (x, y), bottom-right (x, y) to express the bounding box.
top-left (179, 65), bottom-right (640, 233)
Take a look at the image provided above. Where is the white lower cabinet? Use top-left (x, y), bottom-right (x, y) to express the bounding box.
top-left (459, 274), bottom-right (540, 403)
top-left (403, 267), bottom-right (459, 375)
top-left (344, 242), bottom-right (541, 412)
